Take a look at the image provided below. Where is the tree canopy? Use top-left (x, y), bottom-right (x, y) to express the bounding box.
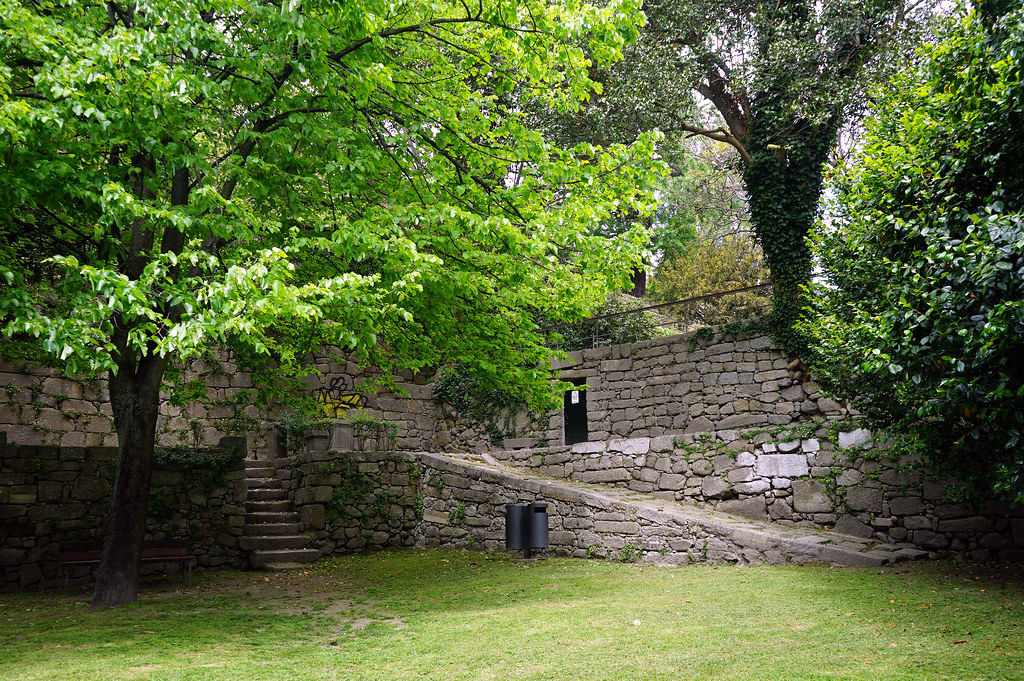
top-left (0, 0), bottom-right (662, 605)
top-left (530, 0), bottom-right (936, 351)
top-left (802, 5), bottom-right (1024, 503)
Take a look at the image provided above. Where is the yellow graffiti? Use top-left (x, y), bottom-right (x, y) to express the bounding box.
top-left (315, 393), bottom-right (365, 419)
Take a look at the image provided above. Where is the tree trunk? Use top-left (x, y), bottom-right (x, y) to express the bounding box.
top-left (91, 357), bottom-right (165, 608)
top-left (743, 112), bottom-right (836, 356)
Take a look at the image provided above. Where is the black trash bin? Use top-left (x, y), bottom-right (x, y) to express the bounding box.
top-left (505, 504), bottom-right (526, 551)
top-left (505, 502), bottom-right (549, 558)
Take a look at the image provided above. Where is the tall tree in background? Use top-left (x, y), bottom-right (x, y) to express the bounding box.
top-left (536, 0), bottom-right (936, 351)
top-left (0, 0), bottom-right (661, 606)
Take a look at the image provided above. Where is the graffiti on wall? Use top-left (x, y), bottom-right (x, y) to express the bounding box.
top-left (314, 376), bottom-right (365, 418)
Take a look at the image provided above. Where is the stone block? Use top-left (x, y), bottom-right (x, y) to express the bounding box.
top-left (755, 454), bottom-right (809, 478)
top-left (912, 530), bottom-right (949, 549)
top-left (576, 469), bottom-right (631, 484)
top-left (0, 548), bottom-right (25, 566)
top-left (834, 514), bottom-right (874, 538)
top-left (979, 532), bottom-right (1008, 550)
top-left (888, 496), bottom-right (924, 516)
top-left (300, 504), bottom-right (326, 530)
top-left (720, 497), bottom-right (768, 521)
top-left (836, 469), bottom-right (862, 486)
top-left (689, 460), bottom-right (714, 476)
top-left (71, 476), bottom-right (109, 501)
top-left (768, 499), bottom-right (793, 519)
top-left (777, 440), bottom-right (800, 453)
top-left (845, 487), bottom-right (882, 513)
top-left (684, 416), bottom-right (714, 434)
top-left (734, 480), bottom-right (770, 495)
top-left (593, 520), bottom-right (640, 534)
top-left (801, 439), bottom-right (820, 453)
top-left (726, 467), bottom-right (754, 483)
top-left (701, 476), bottom-right (734, 500)
top-left (608, 438), bottom-right (650, 455)
top-left (791, 480), bottom-right (831, 513)
top-left (37, 480), bottom-right (64, 503)
top-left (734, 451), bottom-right (755, 467)
top-left (639, 468), bottom-right (660, 484)
top-left (731, 526), bottom-right (773, 548)
top-left (422, 509), bottom-right (448, 524)
top-left (658, 473), bottom-right (686, 491)
top-left (1013, 518), bottom-right (1024, 545)
top-left (717, 413), bottom-right (764, 430)
top-left (838, 429), bottom-right (873, 449)
top-left (938, 516), bottom-right (994, 534)
top-left (903, 515), bottom-right (931, 530)
top-left (649, 435), bottom-right (676, 453)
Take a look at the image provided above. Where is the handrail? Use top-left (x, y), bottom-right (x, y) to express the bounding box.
top-left (537, 282), bottom-right (773, 332)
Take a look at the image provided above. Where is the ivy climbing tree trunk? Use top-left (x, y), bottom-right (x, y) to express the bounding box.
top-left (743, 107), bottom-right (837, 355)
top-left (92, 354), bottom-right (167, 608)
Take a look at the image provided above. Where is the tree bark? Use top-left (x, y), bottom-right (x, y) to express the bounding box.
top-left (91, 355), bottom-right (166, 608)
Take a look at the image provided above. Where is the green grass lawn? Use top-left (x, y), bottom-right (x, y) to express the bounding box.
top-left (1, 550), bottom-right (1022, 681)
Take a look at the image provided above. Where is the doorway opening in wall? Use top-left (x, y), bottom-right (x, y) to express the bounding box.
top-left (563, 378), bottom-right (588, 445)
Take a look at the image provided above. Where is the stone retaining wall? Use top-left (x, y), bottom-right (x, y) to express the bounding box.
top-left (281, 445), bottom-right (420, 556)
top-left (412, 450), bottom-right (749, 563)
top-left (0, 352), bottom-right (441, 456)
top-left (488, 431), bottom-right (1024, 560)
top-left (278, 447), bottom-right (829, 566)
top-left (438, 330), bottom-right (854, 453)
top-left (0, 434), bottom-right (248, 591)
top-left (0, 329), bottom-right (844, 458)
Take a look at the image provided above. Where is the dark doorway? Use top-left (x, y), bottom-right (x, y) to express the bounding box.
top-left (563, 378), bottom-right (589, 445)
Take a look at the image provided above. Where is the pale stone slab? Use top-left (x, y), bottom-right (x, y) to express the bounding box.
top-left (608, 437), bottom-right (650, 455)
top-left (755, 454), bottom-right (809, 478)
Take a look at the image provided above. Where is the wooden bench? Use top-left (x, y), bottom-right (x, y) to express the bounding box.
top-left (57, 539), bottom-right (195, 587)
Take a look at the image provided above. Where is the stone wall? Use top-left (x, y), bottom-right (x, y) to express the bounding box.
top-left (487, 430), bottom-right (1024, 560)
top-left (435, 330), bottom-right (852, 453)
top-left (0, 352), bottom-right (441, 457)
top-left (410, 451), bottom-right (894, 565)
top-left (282, 445), bottom-right (420, 556)
top-left (0, 433), bottom-right (248, 591)
top-left (0, 329), bottom-right (830, 457)
top-left (275, 447), bottom-right (841, 566)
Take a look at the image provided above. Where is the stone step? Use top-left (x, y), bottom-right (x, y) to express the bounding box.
top-left (246, 500), bottom-right (293, 513)
top-left (240, 535), bottom-right (311, 551)
top-left (251, 548), bottom-right (319, 569)
top-left (246, 478), bottom-right (282, 489)
top-left (245, 522), bottom-right (302, 536)
top-left (248, 488), bottom-right (288, 501)
top-left (245, 467), bottom-right (276, 478)
top-left (245, 511), bottom-right (300, 525)
top-left (260, 561), bottom-right (310, 572)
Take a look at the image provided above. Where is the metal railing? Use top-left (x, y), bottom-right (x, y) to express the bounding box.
top-left (541, 283), bottom-right (773, 351)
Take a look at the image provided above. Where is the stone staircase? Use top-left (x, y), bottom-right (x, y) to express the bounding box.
top-left (241, 459), bottom-right (318, 570)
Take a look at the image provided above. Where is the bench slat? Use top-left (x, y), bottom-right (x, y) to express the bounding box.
top-left (58, 540), bottom-right (194, 566)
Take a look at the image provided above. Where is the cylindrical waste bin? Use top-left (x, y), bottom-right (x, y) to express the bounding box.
top-left (527, 502), bottom-right (549, 550)
top-left (505, 504), bottom-right (526, 550)
top-left (505, 502), bottom-right (549, 558)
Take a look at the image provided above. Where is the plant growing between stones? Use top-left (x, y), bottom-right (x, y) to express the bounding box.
top-left (448, 502), bottom-right (467, 525)
top-left (347, 414), bottom-right (398, 453)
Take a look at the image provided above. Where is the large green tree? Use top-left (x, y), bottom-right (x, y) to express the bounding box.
top-left (0, 0), bottom-right (661, 606)
top-left (802, 5), bottom-right (1024, 503)
top-left (535, 0), bottom-right (936, 351)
